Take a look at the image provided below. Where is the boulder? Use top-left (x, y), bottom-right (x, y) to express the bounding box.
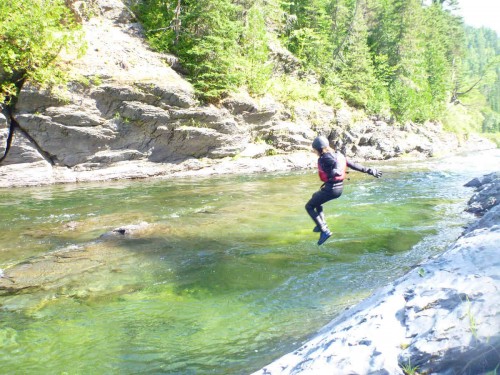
top-left (99, 222), bottom-right (151, 239)
top-left (222, 92), bottom-right (259, 115)
top-left (264, 121), bottom-right (315, 152)
top-left (465, 172), bottom-right (500, 217)
top-left (16, 84), bottom-right (68, 113)
top-left (0, 222), bottom-right (153, 295)
top-left (17, 113), bottom-right (115, 167)
top-left (0, 124), bottom-right (46, 165)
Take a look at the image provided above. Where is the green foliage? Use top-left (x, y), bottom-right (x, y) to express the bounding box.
top-left (133, 0), bottom-right (246, 101)
top-left (423, 4), bottom-right (459, 117)
top-left (400, 358), bottom-right (419, 375)
top-left (481, 132), bottom-right (500, 147)
top-left (482, 109), bottom-right (500, 133)
top-left (336, 3), bottom-right (377, 109)
top-left (267, 75), bottom-right (321, 104)
top-left (282, 0), bottom-right (332, 71)
top-left (0, 0), bottom-right (81, 104)
top-left (455, 26), bottom-right (500, 134)
top-left (441, 94), bottom-right (485, 139)
top-left (131, 0), bottom-right (499, 134)
top-left (176, 0), bottom-right (244, 101)
top-left (239, 2), bottom-right (273, 95)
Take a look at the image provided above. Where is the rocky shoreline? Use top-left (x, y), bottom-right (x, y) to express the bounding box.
top-left (253, 172), bottom-right (500, 375)
top-left (0, 126), bottom-right (495, 189)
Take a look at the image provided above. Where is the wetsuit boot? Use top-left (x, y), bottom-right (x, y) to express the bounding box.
top-left (313, 212), bottom-right (326, 232)
top-left (318, 227), bottom-right (331, 245)
top-left (314, 215), bottom-right (331, 245)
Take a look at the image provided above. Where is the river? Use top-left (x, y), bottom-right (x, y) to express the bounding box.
top-left (0, 150), bottom-right (498, 374)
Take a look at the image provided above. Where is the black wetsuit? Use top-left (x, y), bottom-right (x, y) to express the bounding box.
top-left (305, 152), bottom-right (371, 225)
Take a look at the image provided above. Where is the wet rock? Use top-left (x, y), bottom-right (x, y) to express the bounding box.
top-left (465, 172), bottom-right (500, 217)
top-left (98, 222), bottom-right (151, 239)
top-left (0, 244), bottom-right (103, 295)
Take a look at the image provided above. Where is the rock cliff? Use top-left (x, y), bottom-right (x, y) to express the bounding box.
top-left (0, 0), bottom-right (496, 188)
top-left (253, 172), bottom-right (500, 375)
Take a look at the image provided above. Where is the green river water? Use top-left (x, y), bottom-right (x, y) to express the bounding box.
top-left (0, 150), bottom-right (498, 374)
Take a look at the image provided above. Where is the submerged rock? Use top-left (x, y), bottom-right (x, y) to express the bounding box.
top-left (99, 222), bottom-right (151, 239)
top-left (0, 222), bottom-right (152, 295)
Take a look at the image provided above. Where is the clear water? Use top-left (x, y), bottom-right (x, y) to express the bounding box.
top-left (0, 150), bottom-right (498, 374)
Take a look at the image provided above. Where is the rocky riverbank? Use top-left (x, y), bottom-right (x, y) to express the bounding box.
top-left (253, 172), bottom-right (500, 375)
top-left (0, 0), bottom-right (495, 188)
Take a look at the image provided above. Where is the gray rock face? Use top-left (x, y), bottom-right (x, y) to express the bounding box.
top-left (0, 127), bottom-right (46, 166)
top-left (465, 172), bottom-right (500, 217)
top-left (254, 174), bottom-right (500, 375)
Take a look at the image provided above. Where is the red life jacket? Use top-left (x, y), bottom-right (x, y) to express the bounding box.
top-left (318, 152), bottom-right (347, 182)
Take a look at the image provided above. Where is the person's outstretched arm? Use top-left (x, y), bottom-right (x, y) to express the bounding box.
top-left (347, 159), bottom-right (382, 178)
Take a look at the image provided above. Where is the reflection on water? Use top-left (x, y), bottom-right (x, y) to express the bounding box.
top-left (0, 150), bottom-right (498, 374)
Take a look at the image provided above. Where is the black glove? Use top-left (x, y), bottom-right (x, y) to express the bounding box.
top-left (367, 168), bottom-right (382, 178)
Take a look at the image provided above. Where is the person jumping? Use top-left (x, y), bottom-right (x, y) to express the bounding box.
top-left (306, 135), bottom-right (382, 245)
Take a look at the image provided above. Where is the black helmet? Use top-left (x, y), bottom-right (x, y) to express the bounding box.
top-left (312, 136), bottom-right (329, 152)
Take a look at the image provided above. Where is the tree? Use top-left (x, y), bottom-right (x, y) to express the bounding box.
top-left (134, 0), bottom-right (244, 101)
top-left (423, 3), bottom-right (464, 117)
top-left (133, 0), bottom-right (497, 130)
top-left (0, 0), bottom-right (79, 104)
top-left (281, 0), bottom-right (332, 73)
top-left (336, 0), bottom-right (378, 109)
top-left (0, 0), bottom-right (80, 163)
top-left (239, 2), bottom-right (272, 95)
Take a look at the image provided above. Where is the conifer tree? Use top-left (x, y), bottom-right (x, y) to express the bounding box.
top-left (175, 0), bottom-right (243, 100)
top-left (282, 0), bottom-right (332, 72)
top-left (423, 3), bottom-right (463, 118)
top-left (134, 0), bottom-right (244, 101)
top-left (131, 0), bottom-right (498, 131)
top-left (239, 2), bottom-right (272, 95)
top-left (385, 0), bottom-right (432, 121)
top-left (336, 0), bottom-right (378, 109)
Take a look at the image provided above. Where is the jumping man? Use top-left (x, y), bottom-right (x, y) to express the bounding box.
top-left (306, 136), bottom-right (382, 245)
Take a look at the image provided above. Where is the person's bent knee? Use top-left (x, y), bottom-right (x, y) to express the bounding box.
top-left (305, 202), bottom-right (317, 218)
top-left (305, 202), bottom-right (314, 212)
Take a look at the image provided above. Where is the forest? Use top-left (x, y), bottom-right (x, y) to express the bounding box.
top-left (1, 0), bottom-right (499, 137)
